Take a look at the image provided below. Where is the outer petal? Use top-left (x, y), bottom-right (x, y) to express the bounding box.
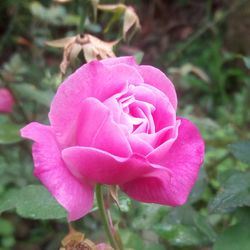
top-left (20, 122), bottom-right (94, 221)
top-left (121, 118), bottom-right (204, 206)
top-left (101, 56), bottom-right (177, 109)
top-left (137, 65), bottom-right (177, 110)
top-left (101, 56), bottom-right (136, 66)
top-left (62, 147), bottom-right (162, 185)
top-left (0, 88), bottom-right (14, 113)
top-left (77, 97), bottom-right (132, 157)
top-left (49, 60), bottom-right (143, 146)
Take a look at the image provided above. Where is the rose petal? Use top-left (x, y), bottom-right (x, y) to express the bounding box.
top-left (129, 100), bottom-right (155, 133)
top-left (20, 122), bottom-right (94, 221)
top-left (128, 134), bottom-right (154, 155)
top-left (0, 88), bottom-right (14, 113)
top-left (146, 120), bottom-right (180, 161)
top-left (49, 61), bottom-right (143, 147)
top-left (121, 170), bottom-right (172, 204)
top-left (104, 97), bottom-right (133, 133)
top-left (134, 84), bottom-right (176, 131)
top-left (136, 125), bottom-right (175, 148)
top-left (132, 85), bottom-right (157, 107)
top-left (77, 97), bottom-right (132, 157)
top-left (121, 118), bottom-right (204, 206)
top-left (137, 65), bottom-right (177, 110)
top-left (101, 56), bottom-right (136, 66)
top-left (62, 147), bottom-right (160, 185)
top-left (101, 56), bottom-right (177, 110)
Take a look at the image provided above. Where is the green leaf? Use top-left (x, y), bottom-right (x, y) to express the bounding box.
top-left (0, 185), bottom-right (67, 220)
top-left (0, 123), bottom-right (22, 144)
top-left (0, 188), bottom-right (20, 213)
top-left (188, 167), bottom-right (207, 203)
top-left (134, 51), bottom-right (144, 64)
top-left (194, 214), bottom-right (217, 242)
top-left (2, 54), bottom-right (28, 75)
top-left (1, 236), bottom-right (15, 248)
top-left (17, 185), bottom-right (67, 219)
top-left (132, 204), bottom-right (169, 230)
top-left (12, 83), bottom-right (53, 107)
top-left (164, 205), bottom-right (196, 225)
top-left (119, 195), bottom-right (131, 213)
top-left (155, 223), bottom-right (207, 246)
top-left (209, 171), bottom-right (250, 213)
top-left (144, 243), bottom-right (165, 250)
top-left (155, 206), bottom-right (216, 246)
top-left (29, 2), bottom-right (67, 26)
top-left (228, 141), bottom-right (250, 164)
top-left (213, 221), bottom-right (250, 250)
top-left (242, 56), bottom-right (250, 69)
top-left (121, 230), bottom-right (144, 250)
top-left (0, 218), bottom-right (14, 236)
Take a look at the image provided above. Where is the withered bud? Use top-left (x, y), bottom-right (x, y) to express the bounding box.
top-left (46, 34), bottom-right (119, 75)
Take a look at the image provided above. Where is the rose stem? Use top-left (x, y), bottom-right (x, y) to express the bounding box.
top-left (96, 184), bottom-right (121, 250)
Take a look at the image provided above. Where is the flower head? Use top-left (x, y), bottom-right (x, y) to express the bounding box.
top-left (21, 57), bottom-right (204, 221)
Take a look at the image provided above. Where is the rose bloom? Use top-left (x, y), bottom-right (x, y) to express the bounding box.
top-left (21, 57), bottom-right (204, 221)
top-left (0, 88), bottom-right (14, 113)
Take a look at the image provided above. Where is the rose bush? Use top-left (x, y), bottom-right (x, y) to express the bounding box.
top-left (21, 57), bottom-right (204, 221)
top-left (0, 88), bottom-right (14, 113)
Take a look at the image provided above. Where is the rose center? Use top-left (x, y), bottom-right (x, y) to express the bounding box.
top-left (118, 91), bottom-right (155, 134)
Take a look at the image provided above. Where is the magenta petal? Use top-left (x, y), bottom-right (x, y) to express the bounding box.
top-left (20, 122), bottom-right (94, 221)
top-left (0, 88), bottom-right (14, 113)
top-left (146, 121), bottom-right (180, 163)
top-left (49, 61), bottom-right (143, 146)
top-left (77, 97), bottom-right (132, 157)
top-left (128, 134), bottom-right (154, 155)
top-left (96, 243), bottom-right (112, 250)
top-left (135, 84), bottom-right (176, 131)
top-left (101, 56), bottom-right (136, 66)
top-left (137, 65), bottom-right (177, 110)
top-left (121, 118), bottom-right (205, 206)
top-left (62, 147), bottom-right (157, 185)
top-left (121, 170), bottom-right (172, 204)
top-left (124, 83), bottom-right (175, 133)
top-left (137, 125), bottom-right (175, 149)
top-left (104, 97), bottom-right (133, 133)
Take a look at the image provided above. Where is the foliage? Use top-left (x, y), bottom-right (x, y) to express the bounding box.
top-left (0, 185), bottom-right (66, 220)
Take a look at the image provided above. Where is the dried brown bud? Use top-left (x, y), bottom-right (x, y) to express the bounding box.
top-left (97, 4), bottom-right (141, 40)
top-left (60, 231), bottom-right (97, 250)
top-left (123, 7), bottom-right (141, 40)
top-left (46, 34), bottom-right (118, 75)
top-left (109, 185), bottom-right (119, 207)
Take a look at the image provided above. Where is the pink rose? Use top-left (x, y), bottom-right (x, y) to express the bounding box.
top-left (21, 57), bottom-right (204, 221)
top-left (0, 88), bottom-right (14, 113)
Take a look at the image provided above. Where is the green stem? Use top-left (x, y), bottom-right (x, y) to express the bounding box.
top-left (96, 184), bottom-right (120, 250)
top-left (78, 0), bottom-right (87, 34)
